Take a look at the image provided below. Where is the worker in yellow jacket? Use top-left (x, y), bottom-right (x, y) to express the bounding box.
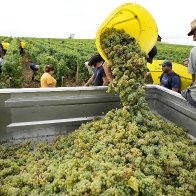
top-left (20, 41), bottom-right (26, 55)
top-left (0, 42), bottom-right (9, 56)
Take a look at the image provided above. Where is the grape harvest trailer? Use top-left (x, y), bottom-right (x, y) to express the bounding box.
top-left (0, 85), bottom-right (195, 142)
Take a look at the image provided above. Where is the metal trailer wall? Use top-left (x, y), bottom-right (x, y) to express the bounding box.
top-left (146, 85), bottom-right (196, 139)
top-left (0, 87), bottom-right (120, 141)
top-left (0, 85), bottom-right (195, 141)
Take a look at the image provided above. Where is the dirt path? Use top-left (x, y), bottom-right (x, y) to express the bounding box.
top-left (21, 55), bottom-right (40, 88)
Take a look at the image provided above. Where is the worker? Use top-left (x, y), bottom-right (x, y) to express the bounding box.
top-left (0, 44), bottom-right (3, 57)
top-left (84, 53), bottom-right (108, 86)
top-left (1, 42), bottom-right (9, 55)
top-left (102, 46), bottom-right (158, 85)
top-left (159, 60), bottom-right (180, 92)
top-left (187, 19), bottom-right (196, 85)
top-left (40, 64), bottom-right (56, 88)
top-left (0, 57), bottom-right (3, 74)
top-left (30, 63), bottom-right (39, 81)
top-left (181, 84), bottom-right (196, 108)
top-left (20, 41), bottom-right (26, 55)
top-left (180, 19), bottom-right (196, 106)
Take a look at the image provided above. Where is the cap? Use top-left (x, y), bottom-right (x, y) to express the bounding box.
top-left (188, 19), bottom-right (196, 36)
top-left (160, 60), bottom-right (172, 67)
top-left (88, 53), bottom-right (104, 66)
top-left (84, 62), bottom-right (89, 66)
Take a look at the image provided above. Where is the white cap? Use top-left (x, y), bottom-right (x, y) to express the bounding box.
top-left (84, 62), bottom-right (89, 66)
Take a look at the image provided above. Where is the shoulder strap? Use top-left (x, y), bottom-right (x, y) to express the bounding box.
top-left (168, 72), bottom-right (180, 92)
top-left (171, 72), bottom-right (179, 77)
top-left (160, 73), bottom-right (164, 83)
top-left (168, 72), bottom-right (179, 84)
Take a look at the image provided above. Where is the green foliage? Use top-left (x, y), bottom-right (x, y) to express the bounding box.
top-left (24, 39), bottom-right (89, 85)
top-left (155, 42), bottom-right (192, 64)
top-left (0, 38), bottom-right (22, 88)
top-left (55, 59), bottom-right (71, 85)
top-left (0, 36), bottom-right (13, 43)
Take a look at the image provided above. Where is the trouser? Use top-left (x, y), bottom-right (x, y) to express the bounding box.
top-left (181, 89), bottom-right (196, 108)
top-left (32, 71), bottom-right (37, 81)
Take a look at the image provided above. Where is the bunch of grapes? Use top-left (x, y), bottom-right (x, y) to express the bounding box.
top-left (0, 28), bottom-right (195, 196)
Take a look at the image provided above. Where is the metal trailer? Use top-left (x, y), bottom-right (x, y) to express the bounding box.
top-left (0, 85), bottom-right (195, 142)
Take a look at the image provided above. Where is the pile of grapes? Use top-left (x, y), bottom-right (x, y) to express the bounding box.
top-left (0, 29), bottom-right (195, 196)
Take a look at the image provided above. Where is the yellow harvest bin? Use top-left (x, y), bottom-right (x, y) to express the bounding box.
top-left (2, 42), bottom-right (10, 50)
top-left (21, 41), bottom-right (26, 49)
top-left (147, 60), bottom-right (192, 91)
top-left (96, 3), bottom-right (158, 62)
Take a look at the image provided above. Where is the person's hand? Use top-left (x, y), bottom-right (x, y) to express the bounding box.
top-left (183, 58), bottom-right (189, 66)
top-left (146, 72), bottom-right (151, 76)
top-left (111, 82), bottom-right (114, 88)
top-left (190, 81), bottom-right (196, 87)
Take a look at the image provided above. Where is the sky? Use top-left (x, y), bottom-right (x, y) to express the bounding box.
top-left (0, 0), bottom-right (195, 45)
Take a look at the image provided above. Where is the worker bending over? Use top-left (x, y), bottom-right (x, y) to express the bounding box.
top-left (30, 63), bottom-right (39, 81)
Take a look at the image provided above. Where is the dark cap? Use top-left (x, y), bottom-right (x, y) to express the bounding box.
top-left (160, 60), bottom-right (172, 67)
top-left (88, 53), bottom-right (104, 66)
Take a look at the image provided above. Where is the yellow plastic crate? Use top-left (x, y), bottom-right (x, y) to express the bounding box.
top-left (147, 60), bottom-right (192, 91)
top-left (2, 42), bottom-right (10, 50)
top-left (96, 3), bottom-right (158, 62)
top-left (21, 41), bottom-right (26, 49)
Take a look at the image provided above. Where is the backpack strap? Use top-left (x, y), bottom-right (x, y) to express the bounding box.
top-left (168, 72), bottom-right (179, 85)
top-left (159, 73), bottom-right (164, 83)
top-left (168, 72), bottom-right (180, 92)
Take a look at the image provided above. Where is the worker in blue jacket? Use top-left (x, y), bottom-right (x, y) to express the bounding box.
top-left (30, 63), bottom-right (39, 81)
top-left (160, 60), bottom-right (180, 92)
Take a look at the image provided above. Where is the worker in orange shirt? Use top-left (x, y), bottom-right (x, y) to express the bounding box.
top-left (40, 65), bottom-right (57, 88)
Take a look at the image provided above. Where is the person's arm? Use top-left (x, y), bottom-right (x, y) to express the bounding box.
top-left (171, 76), bottom-right (180, 92)
top-left (188, 49), bottom-right (196, 84)
top-left (143, 72), bottom-right (151, 84)
top-left (102, 76), bottom-right (108, 86)
top-left (102, 62), bottom-right (113, 83)
top-left (84, 74), bottom-right (94, 86)
top-left (192, 74), bottom-right (196, 84)
top-left (47, 75), bottom-right (56, 87)
top-left (100, 67), bottom-right (108, 86)
top-left (172, 88), bottom-right (179, 92)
